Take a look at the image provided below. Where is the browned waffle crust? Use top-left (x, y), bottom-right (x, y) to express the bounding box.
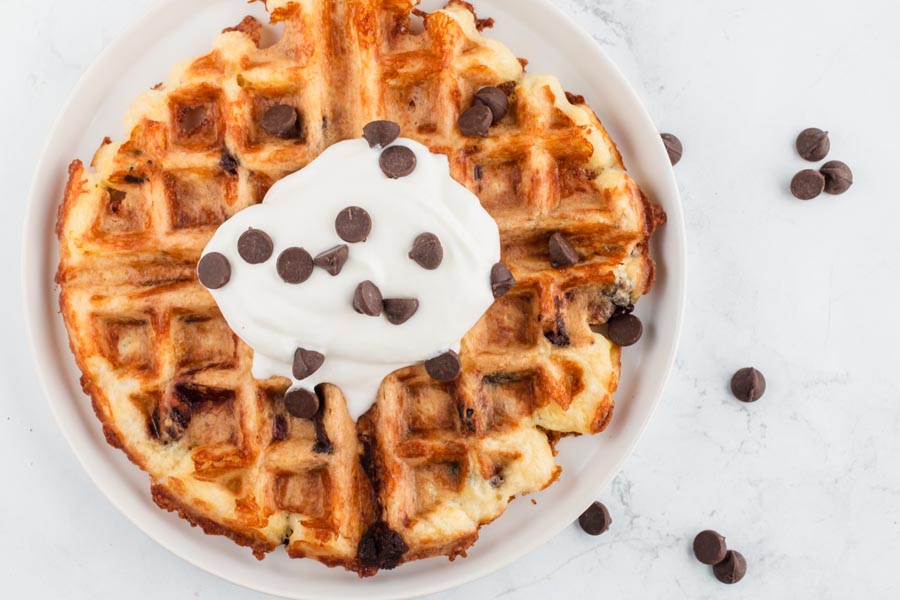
top-left (56, 0), bottom-right (665, 575)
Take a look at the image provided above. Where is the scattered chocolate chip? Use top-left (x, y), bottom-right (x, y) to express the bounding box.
top-left (473, 86), bottom-right (509, 124)
top-left (488, 474), bottom-right (504, 488)
top-left (713, 550), bottom-right (747, 584)
top-left (363, 120), bottom-right (401, 148)
top-left (790, 169), bottom-right (825, 200)
top-left (820, 160), bottom-right (853, 195)
top-left (490, 262), bottom-right (516, 298)
top-left (177, 105), bottom-right (207, 134)
top-left (379, 145), bottom-right (417, 178)
top-left (693, 530), bottom-right (728, 565)
top-left (197, 252), bottom-right (231, 289)
top-left (220, 150), bottom-right (239, 174)
top-left (357, 521), bottom-right (409, 570)
top-left (606, 314), bottom-right (643, 346)
top-left (383, 298), bottom-right (419, 325)
top-left (548, 232), bottom-right (580, 268)
top-left (424, 350), bottom-right (461, 382)
top-left (796, 127), bottom-right (830, 161)
top-left (237, 228), bottom-right (274, 264)
top-left (335, 206), bottom-right (372, 243)
top-left (284, 388), bottom-right (319, 419)
top-left (578, 501), bottom-right (611, 535)
top-left (313, 245), bottom-right (349, 276)
top-left (565, 91), bottom-right (586, 105)
top-left (474, 165), bottom-right (483, 180)
top-left (124, 174), bottom-right (146, 184)
top-left (408, 232), bottom-right (443, 269)
top-left (276, 247), bottom-right (314, 284)
top-left (660, 133), bottom-right (683, 165)
top-left (293, 347), bottom-right (325, 380)
top-left (730, 367), bottom-right (766, 402)
top-left (457, 104), bottom-right (493, 137)
top-left (353, 280), bottom-right (383, 316)
top-left (261, 104), bottom-right (299, 138)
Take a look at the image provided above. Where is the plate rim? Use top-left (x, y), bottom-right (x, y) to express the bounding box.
top-left (21, 0), bottom-right (687, 598)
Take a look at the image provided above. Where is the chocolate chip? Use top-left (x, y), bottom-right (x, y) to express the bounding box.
top-left (261, 104), bottom-right (299, 138)
top-left (730, 367), bottom-right (766, 402)
top-left (713, 550), bottom-right (747, 584)
top-left (660, 133), bottom-right (683, 165)
top-left (283, 388), bottom-right (319, 419)
top-left (237, 228), bottom-right (274, 264)
top-left (276, 247), bottom-right (313, 284)
top-left (313, 245), bottom-right (349, 276)
top-left (820, 160), bottom-right (853, 194)
top-left (693, 530), bottom-right (728, 565)
top-left (408, 232), bottom-right (443, 269)
top-left (565, 91), bottom-right (586, 105)
top-left (197, 252), bottom-right (231, 289)
top-left (796, 127), bottom-right (830, 161)
top-left (379, 146), bottom-right (417, 178)
top-left (177, 105), bottom-right (207, 134)
top-left (548, 232), bottom-right (579, 268)
top-left (605, 314), bottom-right (643, 346)
top-left (578, 501), bottom-right (611, 535)
top-left (220, 150), bottom-right (239, 174)
top-left (292, 347), bottom-right (325, 380)
top-left (457, 104), bottom-right (493, 137)
top-left (490, 262), bottom-right (516, 298)
top-left (473, 86), bottom-right (509, 124)
top-left (335, 206), bottom-right (371, 243)
top-left (357, 521), bottom-right (409, 570)
top-left (363, 120), bottom-right (401, 148)
top-left (424, 350), bottom-right (461, 382)
top-left (353, 280), bottom-right (383, 316)
top-left (383, 298), bottom-right (419, 325)
top-left (124, 174), bottom-right (146, 184)
top-left (790, 169), bottom-right (825, 200)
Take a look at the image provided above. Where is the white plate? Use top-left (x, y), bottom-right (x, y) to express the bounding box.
top-left (22, 0), bottom-right (686, 598)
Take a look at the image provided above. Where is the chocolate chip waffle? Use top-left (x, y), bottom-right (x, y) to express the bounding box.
top-left (56, 0), bottom-right (665, 575)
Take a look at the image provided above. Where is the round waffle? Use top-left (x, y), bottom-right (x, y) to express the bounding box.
top-left (56, 0), bottom-right (665, 575)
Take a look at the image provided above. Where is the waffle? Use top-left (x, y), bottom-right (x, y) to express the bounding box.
top-left (56, 0), bottom-right (665, 575)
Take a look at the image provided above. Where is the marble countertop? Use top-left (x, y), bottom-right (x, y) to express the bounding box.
top-left (3, 0), bottom-right (898, 598)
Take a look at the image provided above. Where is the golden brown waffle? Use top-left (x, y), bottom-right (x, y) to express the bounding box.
top-left (56, 0), bottom-right (665, 575)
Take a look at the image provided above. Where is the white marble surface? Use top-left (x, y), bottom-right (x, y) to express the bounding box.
top-left (3, 0), bottom-right (899, 598)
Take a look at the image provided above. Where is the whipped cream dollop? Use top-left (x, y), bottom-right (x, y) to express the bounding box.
top-left (200, 137), bottom-right (500, 419)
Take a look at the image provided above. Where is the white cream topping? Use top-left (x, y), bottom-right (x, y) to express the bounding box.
top-left (201, 138), bottom-right (500, 420)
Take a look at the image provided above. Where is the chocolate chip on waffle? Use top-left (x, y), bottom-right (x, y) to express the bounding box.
top-left (56, 0), bottom-right (664, 575)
